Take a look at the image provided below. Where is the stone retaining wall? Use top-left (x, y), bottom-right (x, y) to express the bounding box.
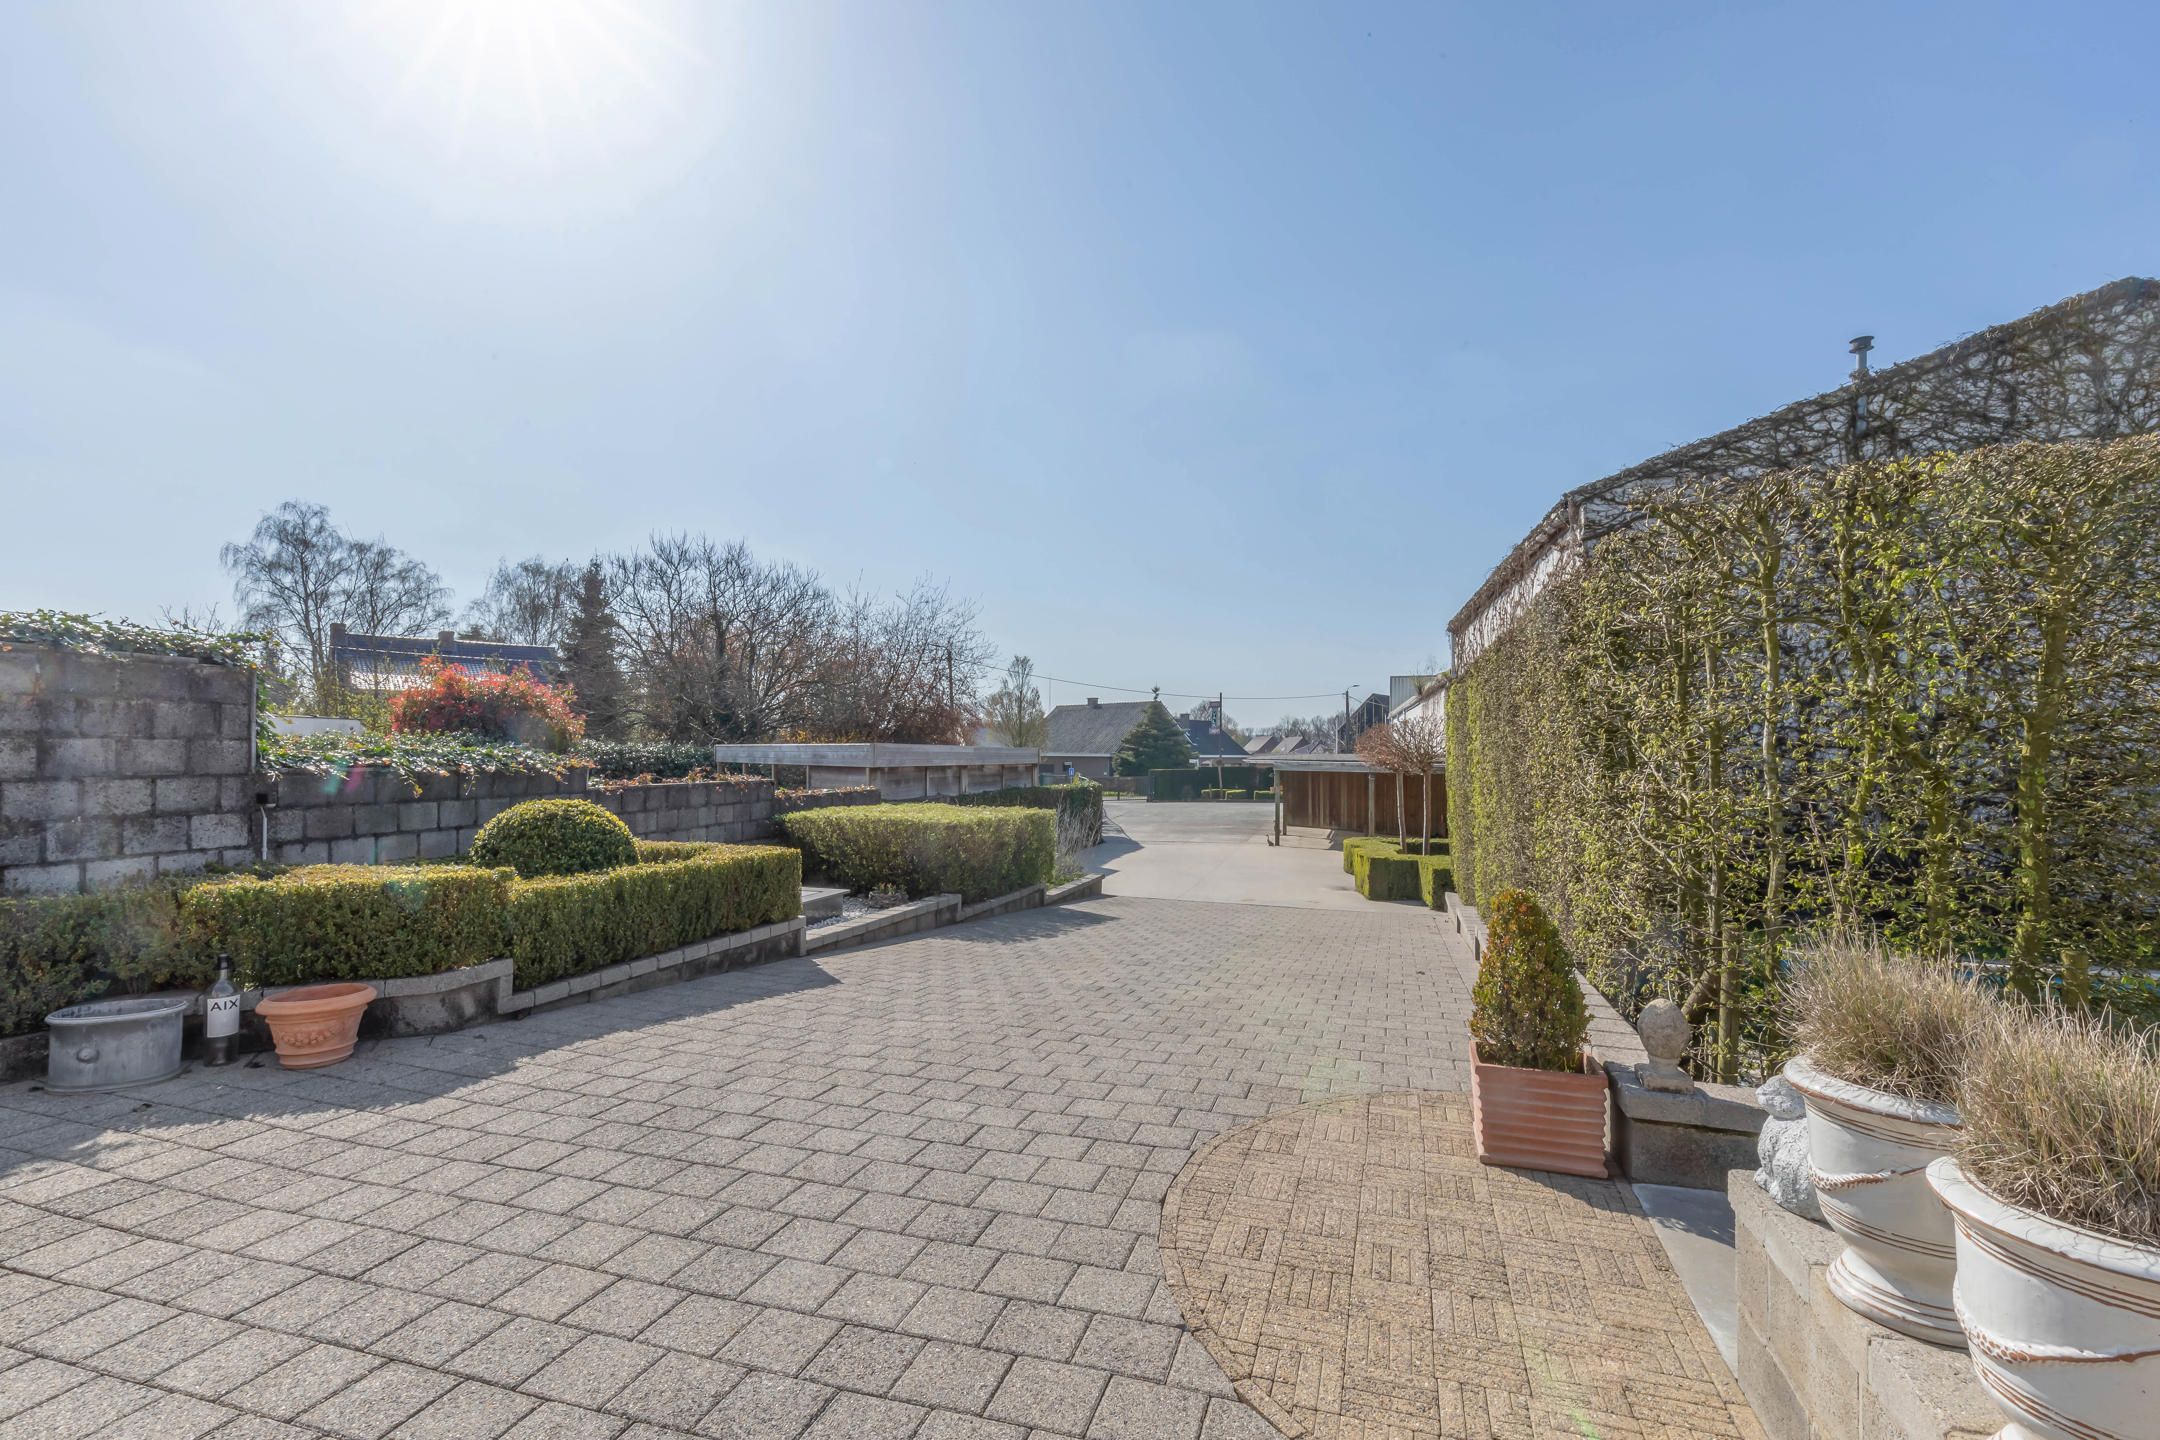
top-left (1731, 1172), bottom-right (1997, 1440)
top-left (266, 768), bottom-right (780, 865)
top-left (1, 647), bottom-right (259, 895)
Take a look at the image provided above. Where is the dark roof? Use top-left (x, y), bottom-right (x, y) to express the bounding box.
top-left (1043, 700), bottom-right (1152, 757)
top-left (1447, 275), bottom-right (2160, 639)
top-left (1181, 716), bottom-right (1247, 758)
top-left (331, 627), bottom-right (558, 676)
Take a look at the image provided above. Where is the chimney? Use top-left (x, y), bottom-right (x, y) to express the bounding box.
top-left (1086, 697), bottom-right (1099, 708)
top-left (329, 622), bottom-right (346, 642)
top-left (438, 630), bottom-right (455, 645)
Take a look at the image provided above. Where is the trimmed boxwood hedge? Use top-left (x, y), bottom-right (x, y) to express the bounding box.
top-left (0, 884), bottom-right (196, 1039)
top-left (183, 864), bottom-right (514, 988)
top-left (0, 840), bottom-right (804, 1036)
top-left (947, 782), bottom-right (1103, 845)
top-left (780, 803), bottom-right (1053, 904)
top-left (1344, 837), bottom-right (1454, 908)
top-left (470, 798), bottom-right (638, 877)
top-left (503, 843), bottom-right (801, 989)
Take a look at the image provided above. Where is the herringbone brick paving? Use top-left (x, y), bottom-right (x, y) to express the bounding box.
top-left (0, 892), bottom-right (1748, 1440)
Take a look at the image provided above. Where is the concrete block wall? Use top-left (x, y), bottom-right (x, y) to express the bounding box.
top-left (593, 776), bottom-right (776, 845)
top-left (265, 768), bottom-right (782, 865)
top-left (1731, 1173), bottom-right (1998, 1440)
top-left (0, 648), bottom-right (260, 895)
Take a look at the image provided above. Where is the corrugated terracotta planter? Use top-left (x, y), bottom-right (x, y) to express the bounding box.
top-left (254, 983), bottom-right (377, 1070)
top-left (1471, 1045), bottom-right (1610, 1179)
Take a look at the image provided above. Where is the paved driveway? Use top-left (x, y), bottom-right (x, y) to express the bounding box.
top-left (1090, 800), bottom-right (1368, 911)
top-left (0, 896), bottom-right (1470, 1440)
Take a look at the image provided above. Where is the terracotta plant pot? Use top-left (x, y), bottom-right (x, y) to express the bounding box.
top-left (1929, 1157), bottom-right (2160, 1440)
top-left (1785, 1054), bottom-right (1963, 1347)
top-left (1470, 1045), bottom-right (1610, 1179)
top-left (253, 983), bottom-right (377, 1070)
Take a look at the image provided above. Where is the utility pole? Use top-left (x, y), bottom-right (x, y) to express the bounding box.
top-left (945, 643), bottom-right (955, 739)
top-left (1342, 690), bottom-right (1351, 752)
top-left (1215, 692), bottom-right (1225, 794)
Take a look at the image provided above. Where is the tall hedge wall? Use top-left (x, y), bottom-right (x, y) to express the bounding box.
top-left (1447, 437), bottom-right (2160, 1076)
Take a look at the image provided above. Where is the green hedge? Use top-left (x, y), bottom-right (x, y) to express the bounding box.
top-left (574, 739), bottom-right (715, 780)
top-left (504, 843), bottom-right (800, 989)
top-left (947, 782), bottom-right (1103, 845)
top-left (1150, 766), bottom-right (1265, 801)
top-left (0, 884), bottom-right (195, 1038)
top-left (781, 803), bottom-right (1054, 903)
top-left (1345, 838), bottom-right (1453, 908)
top-left (0, 842), bottom-right (803, 1036)
top-left (183, 865), bottom-right (513, 988)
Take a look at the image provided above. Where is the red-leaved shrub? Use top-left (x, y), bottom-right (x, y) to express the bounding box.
top-left (388, 658), bottom-right (584, 751)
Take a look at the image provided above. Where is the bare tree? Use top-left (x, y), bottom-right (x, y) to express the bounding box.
top-left (607, 534), bottom-right (836, 742)
top-left (813, 579), bottom-right (993, 742)
top-left (980, 656), bottom-right (1049, 748)
top-left (1391, 707), bottom-right (1445, 852)
top-left (342, 538), bottom-right (450, 639)
top-left (222, 501), bottom-right (357, 696)
top-left (1356, 722), bottom-right (1408, 846)
top-left (465, 557), bottom-right (580, 646)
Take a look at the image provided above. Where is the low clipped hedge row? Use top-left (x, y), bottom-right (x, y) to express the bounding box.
top-left (0, 839), bottom-right (803, 1036)
top-left (946, 782), bottom-right (1103, 845)
top-left (504, 842), bottom-right (799, 989)
top-left (1344, 836), bottom-right (1454, 907)
top-left (1149, 766), bottom-right (1267, 801)
top-left (780, 803), bottom-right (1054, 904)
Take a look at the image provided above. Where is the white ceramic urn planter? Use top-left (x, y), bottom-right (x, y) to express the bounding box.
top-left (1784, 1054), bottom-right (1964, 1346)
top-left (1928, 1157), bottom-right (2160, 1440)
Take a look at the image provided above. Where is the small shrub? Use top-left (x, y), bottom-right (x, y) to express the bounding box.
top-left (181, 865), bottom-right (511, 989)
top-left (1959, 1003), bottom-right (2160, 1245)
top-left (1469, 890), bottom-right (1589, 1072)
top-left (1345, 837), bottom-right (1452, 907)
top-left (1782, 932), bottom-right (1992, 1105)
top-left (866, 885), bottom-right (908, 910)
top-left (470, 798), bottom-right (638, 878)
top-left (0, 884), bottom-right (194, 1037)
top-left (503, 844), bottom-right (800, 989)
top-left (390, 657), bottom-right (583, 751)
top-left (576, 739), bottom-right (716, 781)
top-left (781, 804), bottom-right (1053, 904)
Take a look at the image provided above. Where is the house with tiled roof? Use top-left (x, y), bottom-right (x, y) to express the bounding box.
top-left (329, 623), bottom-right (560, 692)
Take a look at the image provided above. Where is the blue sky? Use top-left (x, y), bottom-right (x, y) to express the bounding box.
top-left (3, 2), bottom-right (2154, 720)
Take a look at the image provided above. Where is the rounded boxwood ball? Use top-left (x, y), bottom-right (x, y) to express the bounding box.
top-left (469, 798), bottom-right (637, 878)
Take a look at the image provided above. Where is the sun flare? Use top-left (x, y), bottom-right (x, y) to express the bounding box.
top-left (348, 0), bottom-right (702, 166)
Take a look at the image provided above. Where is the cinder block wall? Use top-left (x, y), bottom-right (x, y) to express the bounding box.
top-left (0, 648), bottom-right (259, 895)
top-left (0, 645), bottom-right (805, 890)
top-left (1730, 1173), bottom-right (1998, 1440)
top-left (265, 769), bottom-right (782, 865)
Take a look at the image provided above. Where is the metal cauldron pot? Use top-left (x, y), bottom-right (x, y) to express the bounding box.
top-left (44, 996), bottom-right (190, 1092)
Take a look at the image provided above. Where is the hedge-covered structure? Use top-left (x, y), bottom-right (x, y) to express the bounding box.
top-left (1447, 437), bottom-right (2160, 1079)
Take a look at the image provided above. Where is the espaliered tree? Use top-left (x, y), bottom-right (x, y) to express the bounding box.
top-left (1114, 701), bottom-right (1196, 776)
top-left (1446, 434), bottom-right (2160, 1078)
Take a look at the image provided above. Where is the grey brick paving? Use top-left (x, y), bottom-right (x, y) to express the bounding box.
top-left (0, 895), bottom-right (1474, 1438)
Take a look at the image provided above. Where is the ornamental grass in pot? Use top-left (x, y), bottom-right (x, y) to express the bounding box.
top-left (1782, 933), bottom-right (1991, 1346)
top-left (1468, 890), bottom-right (1606, 1179)
top-left (1927, 1007), bottom-right (2160, 1440)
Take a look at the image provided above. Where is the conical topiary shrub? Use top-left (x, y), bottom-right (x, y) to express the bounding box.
top-left (1469, 889), bottom-right (1589, 1072)
top-left (1467, 889), bottom-right (1607, 1177)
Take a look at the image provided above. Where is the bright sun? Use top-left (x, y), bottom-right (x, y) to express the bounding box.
top-left (347, 0), bottom-right (703, 167)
